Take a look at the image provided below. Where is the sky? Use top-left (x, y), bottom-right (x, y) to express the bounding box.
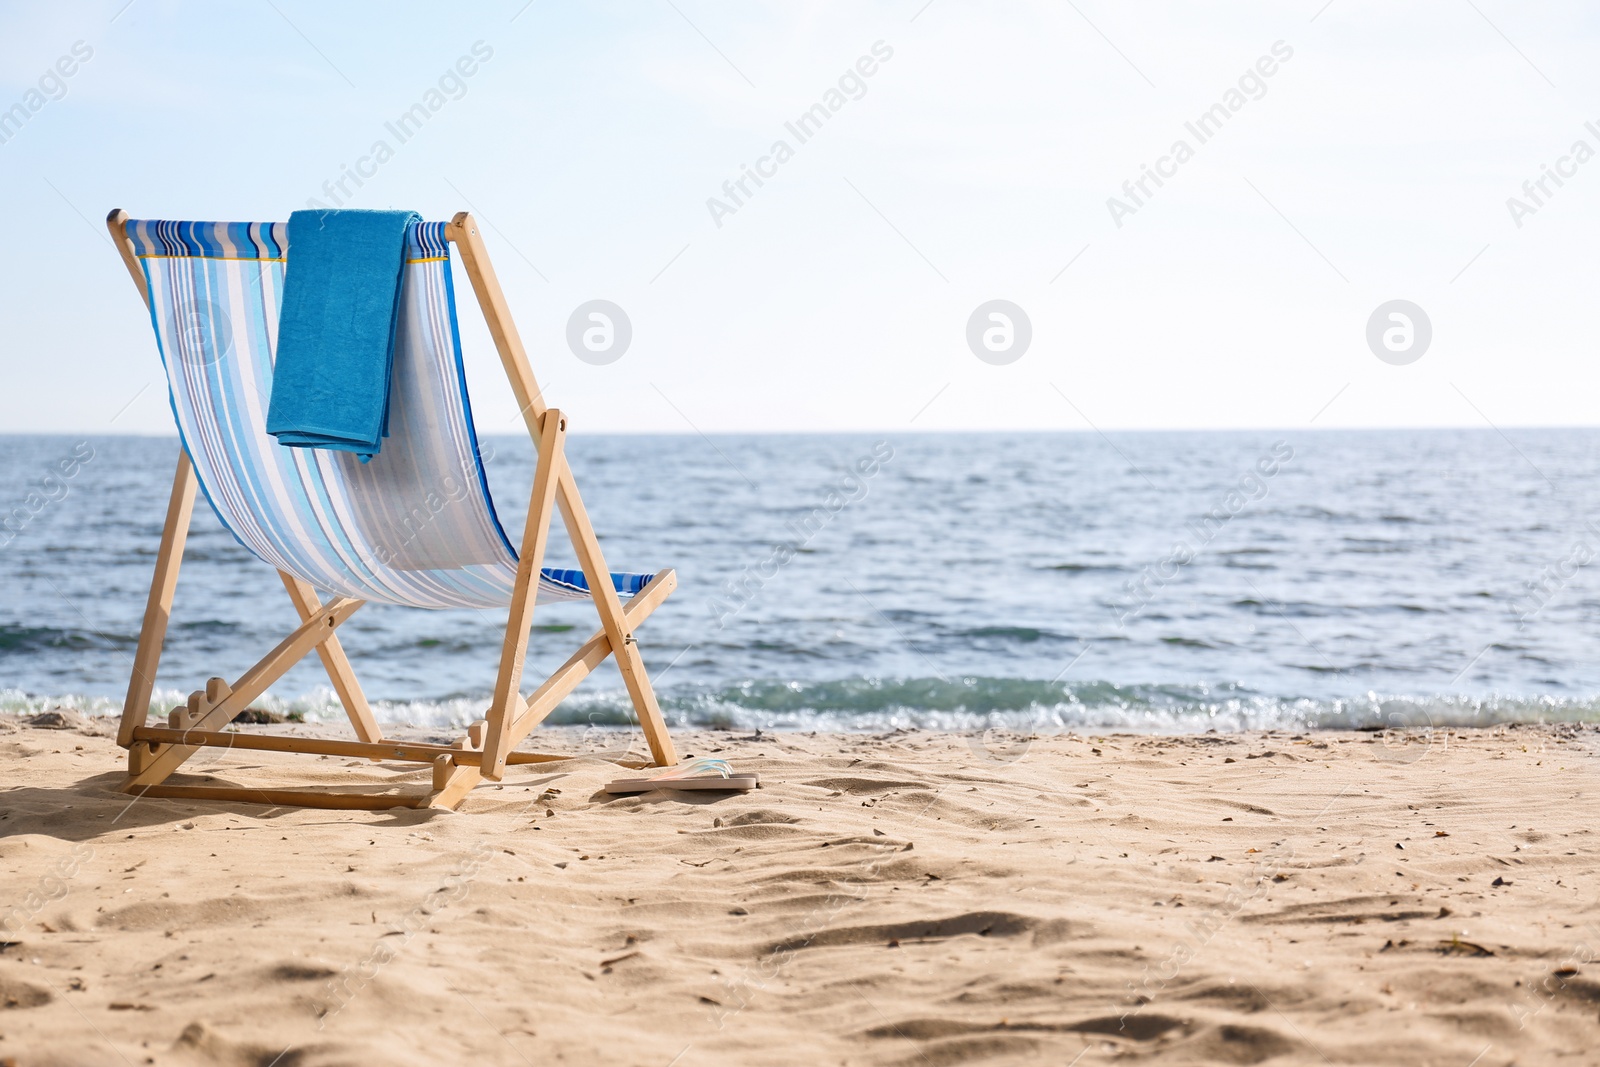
top-left (1, 0), bottom-right (1598, 435)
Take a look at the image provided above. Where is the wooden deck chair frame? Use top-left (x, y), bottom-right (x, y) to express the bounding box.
top-left (105, 209), bottom-right (678, 810)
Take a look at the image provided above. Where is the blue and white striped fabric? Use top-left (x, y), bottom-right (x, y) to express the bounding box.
top-left (128, 218), bottom-right (655, 610)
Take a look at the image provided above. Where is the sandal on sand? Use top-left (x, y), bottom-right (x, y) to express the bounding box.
top-left (606, 757), bottom-right (758, 795)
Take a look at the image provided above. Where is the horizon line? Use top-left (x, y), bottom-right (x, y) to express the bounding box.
top-left (5, 424), bottom-right (1600, 437)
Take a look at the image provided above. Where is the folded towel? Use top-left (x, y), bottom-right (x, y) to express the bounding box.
top-left (266, 209), bottom-right (419, 459)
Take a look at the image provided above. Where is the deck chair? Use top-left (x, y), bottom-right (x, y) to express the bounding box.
top-left (105, 209), bottom-right (678, 810)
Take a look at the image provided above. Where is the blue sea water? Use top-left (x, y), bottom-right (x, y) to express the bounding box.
top-left (3, 429), bottom-right (1600, 733)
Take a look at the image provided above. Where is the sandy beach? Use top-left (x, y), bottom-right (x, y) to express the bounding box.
top-left (12, 0), bottom-right (1600, 1062)
top-left (0, 715), bottom-right (1593, 1065)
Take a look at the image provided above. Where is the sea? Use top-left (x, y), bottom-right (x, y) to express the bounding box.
top-left (4, 429), bottom-right (1599, 735)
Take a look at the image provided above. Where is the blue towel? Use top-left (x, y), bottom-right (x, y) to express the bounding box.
top-left (266, 209), bottom-right (419, 459)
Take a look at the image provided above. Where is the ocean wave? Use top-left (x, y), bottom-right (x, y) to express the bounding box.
top-left (9, 679), bottom-right (1600, 734)
top-left (0, 625), bottom-right (136, 654)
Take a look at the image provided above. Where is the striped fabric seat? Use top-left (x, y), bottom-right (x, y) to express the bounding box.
top-left (129, 218), bottom-right (655, 609)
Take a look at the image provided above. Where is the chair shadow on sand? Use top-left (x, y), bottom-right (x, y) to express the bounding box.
top-left (4, 765), bottom-right (543, 841)
top-left (4, 754), bottom-right (745, 844)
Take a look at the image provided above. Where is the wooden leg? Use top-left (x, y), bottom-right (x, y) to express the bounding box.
top-left (121, 597), bottom-right (364, 791)
top-left (556, 470), bottom-right (677, 768)
top-left (424, 754), bottom-right (482, 809)
top-left (119, 449), bottom-right (198, 747)
top-left (483, 410), bottom-right (567, 780)
top-left (450, 212), bottom-right (677, 768)
top-left (498, 569), bottom-right (678, 756)
top-left (279, 572), bottom-right (381, 742)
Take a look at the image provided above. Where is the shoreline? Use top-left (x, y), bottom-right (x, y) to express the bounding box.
top-left (12, 690), bottom-right (1600, 737)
